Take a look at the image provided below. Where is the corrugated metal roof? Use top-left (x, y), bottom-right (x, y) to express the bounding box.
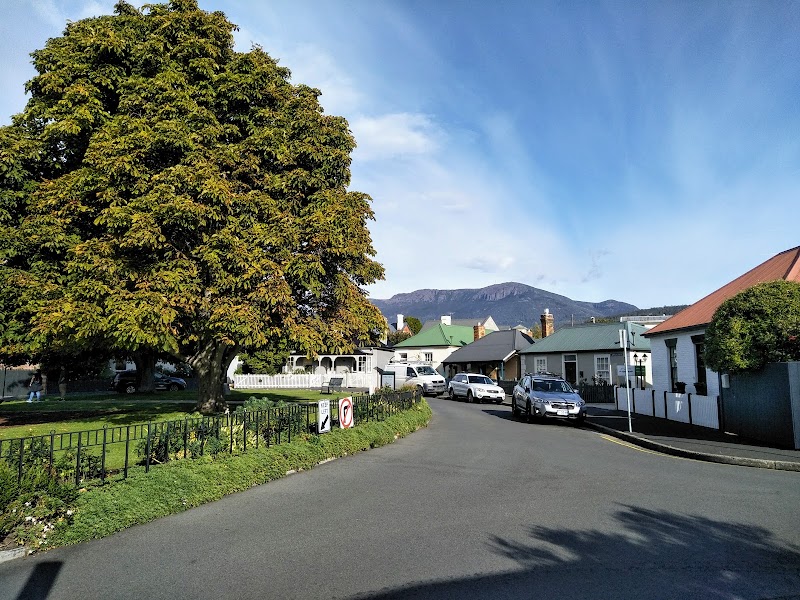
top-left (420, 317), bottom-right (496, 331)
top-left (519, 322), bottom-right (651, 353)
top-left (645, 246), bottom-right (800, 337)
top-left (392, 324), bottom-right (476, 348)
top-left (443, 329), bottom-right (535, 363)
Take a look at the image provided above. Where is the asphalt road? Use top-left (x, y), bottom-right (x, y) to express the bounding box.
top-left (2, 398), bottom-right (799, 600)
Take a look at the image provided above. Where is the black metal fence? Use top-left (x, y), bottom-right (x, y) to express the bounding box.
top-left (578, 383), bottom-right (615, 403)
top-left (0, 391), bottom-right (417, 486)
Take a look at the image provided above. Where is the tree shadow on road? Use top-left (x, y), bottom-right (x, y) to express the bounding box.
top-left (353, 504), bottom-right (800, 600)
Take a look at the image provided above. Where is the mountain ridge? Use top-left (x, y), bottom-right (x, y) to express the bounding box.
top-left (370, 282), bottom-right (639, 328)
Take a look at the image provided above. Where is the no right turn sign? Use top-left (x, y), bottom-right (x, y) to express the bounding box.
top-left (338, 396), bottom-right (354, 429)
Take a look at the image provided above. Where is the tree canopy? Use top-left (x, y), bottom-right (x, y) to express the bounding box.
top-left (0, 0), bottom-right (385, 412)
top-left (704, 280), bottom-right (800, 374)
top-left (405, 316), bottom-right (422, 335)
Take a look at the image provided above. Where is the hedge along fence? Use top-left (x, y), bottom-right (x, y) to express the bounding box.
top-left (48, 398), bottom-right (433, 549)
top-left (0, 391), bottom-right (418, 487)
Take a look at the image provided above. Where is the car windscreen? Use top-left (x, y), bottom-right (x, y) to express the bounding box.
top-left (534, 380), bottom-right (574, 393)
top-left (416, 366), bottom-right (437, 376)
top-left (468, 376), bottom-right (494, 385)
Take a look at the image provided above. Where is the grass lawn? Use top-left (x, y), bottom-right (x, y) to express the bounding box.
top-left (0, 387), bottom-right (360, 440)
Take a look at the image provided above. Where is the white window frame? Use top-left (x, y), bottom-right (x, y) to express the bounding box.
top-left (423, 352), bottom-right (433, 363)
top-left (357, 356), bottom-right (367, 372)
top-left (594, 354), bottom-right (611, 384)
top-left (534, 357), bottom-right (547, 373)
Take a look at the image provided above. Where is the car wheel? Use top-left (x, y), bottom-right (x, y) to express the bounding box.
top-left (449, 388), bottom-right (455, 400)
top-left (124, 384), bottom-right (137, 394)
top-left (495, 397), bottom-right (504, 404)
top-left (168, 383), bottom-right (179, 391)
top-left (511, 399), bottom-right (520, 418)
top-left (417, 385), bottom-right (424, 398)
top-left (525, 401), bottom-right (533, 423)
top-left (467, 390), bottom-right (474, 403)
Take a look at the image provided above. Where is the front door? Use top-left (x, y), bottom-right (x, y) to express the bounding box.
top-left (563, 354), bottom-right (577, 386)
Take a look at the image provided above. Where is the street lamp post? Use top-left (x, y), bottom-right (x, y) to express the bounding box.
top-left (633, 354), bottom-right (647, 390)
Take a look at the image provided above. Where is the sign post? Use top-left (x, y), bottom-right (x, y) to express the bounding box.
top-left (318, 400), bottom-right (331, 434)
top-left (338, 396), bottom-right (354, 429)
top-left (619, 328), bottom-right (633, 433)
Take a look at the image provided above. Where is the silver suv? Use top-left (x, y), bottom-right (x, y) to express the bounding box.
top-left (511, 374), bottom-right (586, 423)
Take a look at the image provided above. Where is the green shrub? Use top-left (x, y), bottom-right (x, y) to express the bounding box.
top-left (0, 461), bottom-right (18, 514)
top-left (0, 464), bottom-right (78, 546)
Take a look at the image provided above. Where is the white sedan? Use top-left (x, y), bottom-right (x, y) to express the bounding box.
top-left (448, 373), bottom-right (506, 404)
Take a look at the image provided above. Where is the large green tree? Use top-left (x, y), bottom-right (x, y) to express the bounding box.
top-left (405, 316), bottom-right (422, 335)
top-left (704, 280), bottom-right (800, 374)
top-left (0, 0), bottom-right (385, 412)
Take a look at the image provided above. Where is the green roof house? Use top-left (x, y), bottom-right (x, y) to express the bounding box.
top-left (518, 321), bottom-right (651, 387)
top-left (392, 323), bottom-right (485, 375)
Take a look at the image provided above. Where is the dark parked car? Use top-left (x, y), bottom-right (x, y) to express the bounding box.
top-left (110, 371), bottom-right (187, 394)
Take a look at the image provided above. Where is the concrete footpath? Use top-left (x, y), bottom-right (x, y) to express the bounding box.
top-left (582, 403), bottom-right (800, 471)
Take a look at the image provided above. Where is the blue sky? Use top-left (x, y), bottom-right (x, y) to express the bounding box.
top-left (2, 1), bottom-right (798, 310)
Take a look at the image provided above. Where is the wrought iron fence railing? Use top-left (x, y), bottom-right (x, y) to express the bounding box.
top-left (578, 383), bottom-right (615, 403)
top-left (0, 391), bottom-right (417, 486)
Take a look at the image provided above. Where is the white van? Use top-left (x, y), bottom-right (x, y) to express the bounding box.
top-left (385, 362), bottom-right (447, 396)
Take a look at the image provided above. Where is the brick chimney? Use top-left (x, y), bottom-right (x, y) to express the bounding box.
top-left (473, 324), bottom-right (485, 341)
top-left (541, 309), bottom-right (554, 338)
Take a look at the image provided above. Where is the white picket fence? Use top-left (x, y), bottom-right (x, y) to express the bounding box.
top-left (233, 372), bottom-right (373, 390)
top-left (615, 387), bottom-right (720, 429)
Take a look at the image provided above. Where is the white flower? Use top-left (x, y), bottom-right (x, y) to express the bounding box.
top-left (66, 510), bottom-right (73, 516)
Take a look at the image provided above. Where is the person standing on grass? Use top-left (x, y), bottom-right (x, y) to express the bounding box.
top-left (27, 369), bottom-right (43, 402)
top-left (58, 366), bottom-right (68, 401)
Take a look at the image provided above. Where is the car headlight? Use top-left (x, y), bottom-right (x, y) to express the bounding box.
top-left (476, 387), bottom-right (485, 393)
top-left (533, 396), bottom-right (548, 405)
top-left (576, 400), bottom-right (585, 407)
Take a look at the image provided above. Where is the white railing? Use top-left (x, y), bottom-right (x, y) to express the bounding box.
top-left (615, 387), bottom-right (719, 429)
top-left (233, 372), bottom-right (373, 390)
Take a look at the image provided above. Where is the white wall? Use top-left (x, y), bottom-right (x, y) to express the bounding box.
top-left (616, 386), bottom-right (720, 429)
top-left (392, 347), bottom-right (457, 376)
top-left (649, 328), bottom-right (718, 397)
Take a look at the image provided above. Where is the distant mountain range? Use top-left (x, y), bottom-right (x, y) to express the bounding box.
top-left (370, 282), bottom-right (640, 329)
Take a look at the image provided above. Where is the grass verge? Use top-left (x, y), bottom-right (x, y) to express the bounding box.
top-left (43, 399), bottom-right (432, 550)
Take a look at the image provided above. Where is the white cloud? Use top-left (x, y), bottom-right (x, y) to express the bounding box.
top-left (350, 113), bottom-right (441, 161)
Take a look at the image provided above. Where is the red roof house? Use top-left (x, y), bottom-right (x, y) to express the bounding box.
top-left (644, 246), bottom-right (800, 407)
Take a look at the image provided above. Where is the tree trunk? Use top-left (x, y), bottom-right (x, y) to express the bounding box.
top-left (133, 350), bottom-right (157, 393)
top-left (191, 341), bottom-right (238, 414)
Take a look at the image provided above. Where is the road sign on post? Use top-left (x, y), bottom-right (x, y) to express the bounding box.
top-left (318, 400), bottom-right (331, 434)
top-left (338, 397), bottom-right (354, 429)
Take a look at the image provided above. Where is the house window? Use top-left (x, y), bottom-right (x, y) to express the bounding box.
top-left (357, 356), bottom-right (367, 372)
top-left (399, 353), bottom-right (407, 361)
top-left (594, 355), bottom-right (611, 384)
top-left (665, 338), bottom-right (678, 391)
top-left (424, 352), bottom-right (433, 363)
top-left (534, 357), bottom-right (547, 373)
